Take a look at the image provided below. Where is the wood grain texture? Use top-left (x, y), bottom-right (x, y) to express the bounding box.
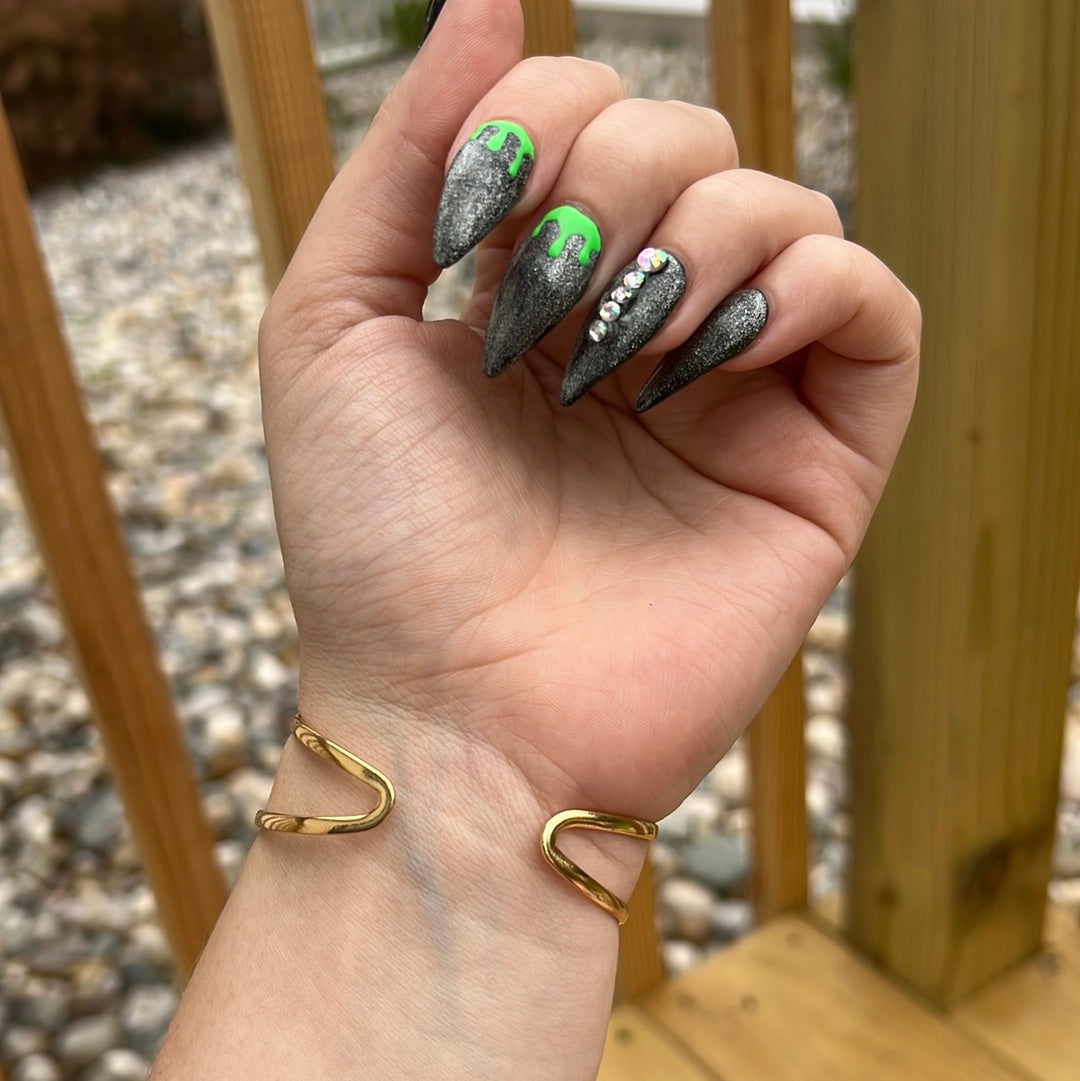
top-left (616, 856), bottom-right (666, 1000)
top-left (640, 915), bottom-right (1030, 1081)
top-left (203, 0), bottom-right (334, 290)
top-left (748, 655), bottom-right (807, 920)
top-left (849, 0), bottom-right (1080, 1003)
top-left (954, 904), bottom-right (1080, 1081)
top-left (599, 1004), bottom-right (718, 1081)
top-left (0, 102), bottom-right (227, 983)
top-left (708, 0), bottom-right (794, 176)
top-left (521, 0), bottom-right (576, 58)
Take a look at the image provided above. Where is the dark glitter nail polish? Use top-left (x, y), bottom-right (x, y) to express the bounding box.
top-left (483, 206), bottom-right (602, 377)
top-left (421, 0), bottom-right (448, 44)
top-left (561, 248), bottom-right (687, 406)
top-left (634, 288), bottom-right (768, 412)
top-left (433, 121), bottom-right (535, 268)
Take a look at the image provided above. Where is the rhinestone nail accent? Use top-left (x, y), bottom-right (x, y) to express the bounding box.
top-left (637, 247), bottom-right (669, 272)
top-left (587, 249), bottom-right (671, 346)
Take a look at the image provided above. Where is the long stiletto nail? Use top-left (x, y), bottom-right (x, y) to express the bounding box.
top-left (634, 288), bottom-right (768, 412)
top-left (421, 0), bottom-right (448, 43)
top-left (561, 248), bottom-right (687, 406)
top-left (484, 206), bottom-right (602, 377)
top-left (433, 121), bottom-right (535, 268)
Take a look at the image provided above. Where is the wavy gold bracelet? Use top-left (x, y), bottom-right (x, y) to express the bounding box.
top-left (540, 809), bottom-right (658, 925)
top-left (254, 714), bottom-right (395, 835)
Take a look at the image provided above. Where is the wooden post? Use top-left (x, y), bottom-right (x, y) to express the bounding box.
top-left (708, 0), bottom-right (794, 177)
top-left (616, 858), bottom-right (665, 1000)
top-left (202, 0), bottom-right (335, 291)
top-left (749, 655), bottom-right (808, 919)
top-left (709, 0), bottom-right (804, 921)
top-left (520, 0), bottom-right (576, 58)
top-left (0, 102), bottom-right (227, 983)
top-left (849, 1), bottom-right (1080, 1004)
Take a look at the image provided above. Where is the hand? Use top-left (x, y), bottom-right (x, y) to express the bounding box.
top-left (258, 0), bottom-right (919, 823)
top-left (156, 3), bottom-right (919, 1078)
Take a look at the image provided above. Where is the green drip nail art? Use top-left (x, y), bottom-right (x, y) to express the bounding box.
top-left (471, 121), bottom-right (534, 178)
top-left (531, 207), bottom-right (602, 267)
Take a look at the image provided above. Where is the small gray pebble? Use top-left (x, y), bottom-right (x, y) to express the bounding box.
top-left (120, 984), bottom-right (179, 1055)
top-left (54, 1014), bottom-right (121, 1068)
top-left (681, 834), bottom-right (749, 892)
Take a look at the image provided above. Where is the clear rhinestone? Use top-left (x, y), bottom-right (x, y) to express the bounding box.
top-left (612, 285), bottom-right (635, 305)
top-left (588, 320), bottom-right (609, 342)
top-left (623, 271), bottom-right (646, 291)
top-left (599, 301), bottom-right (621, 322)
top-left (637, 248), bottom-right (659, 271)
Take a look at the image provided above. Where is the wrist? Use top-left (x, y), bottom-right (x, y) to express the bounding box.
top-left (156, 686), bottom-right (651, 1081)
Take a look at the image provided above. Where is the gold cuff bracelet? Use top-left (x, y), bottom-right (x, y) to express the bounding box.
top-left (254, 714), bottom-right (395, 835)
top-left (540, 809), bottom-right (658, 925)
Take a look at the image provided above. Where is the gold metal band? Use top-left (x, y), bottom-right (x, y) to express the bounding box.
top-left (255, 714), bottom-right (396, 835)
top-left (540, 809), bottom-right (658, 925)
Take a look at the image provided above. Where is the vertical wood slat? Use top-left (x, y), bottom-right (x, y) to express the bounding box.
top-left (202, 0), bottom-right (335, 291)
top-left (617, 857), bottom-right (666, 1000)
top-left (0, 102), bottom-right (227, 984)
top-left (850, 0), bottom-right (1080, 1004)
top-left (520, 0), bottom-right (576, 58)
top-left (709, 0), bottom-right (804, 921)
top-left (708, 0), bottom-right (795, 177)
top-left (749, 656), bottom-right (808, 919)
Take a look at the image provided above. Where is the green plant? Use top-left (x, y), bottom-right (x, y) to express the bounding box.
top-left (813, 11), bottom-right (853, 97)
top-left (379, 0), bottom-right (427, 52)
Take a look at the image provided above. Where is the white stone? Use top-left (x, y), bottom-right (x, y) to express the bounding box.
top-left (1061, 737), bottom-right (1080, 803)
top-left (83, 1048), bottom-right (151, 1081)
top-left (10, 1054), bottom-right (62, 1081)
top-left (805, 713), bottom-right (846, 761)
top-left (658, 877), bottom-right (714, 944)
top-left (200, 704), bottom-right (247, 778)
top-left (707, 749), bottom-right (749, 806)
top-left (662, 939), bottom-right (704, 976)
top-left (806, 775), bottom-right (838, 835)
top-left (806, 609), bottom-right (848, 651)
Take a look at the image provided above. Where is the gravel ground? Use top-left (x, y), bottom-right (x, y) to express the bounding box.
top-left (1, 37), bottom-right (1077, 1081)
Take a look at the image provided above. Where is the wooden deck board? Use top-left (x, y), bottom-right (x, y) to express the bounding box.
top-left (953, 904), bottom-right (1080, 1081)
top-left (635, 915), bottom-right (1032, 1081)
top-left (599, 1004), bottom-right (720, 1081)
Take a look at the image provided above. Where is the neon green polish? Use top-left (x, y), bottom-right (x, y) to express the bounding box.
top-left (531, 207), bottom-right (602, 267)
top-left (470, 121), bottom-right (535, 178)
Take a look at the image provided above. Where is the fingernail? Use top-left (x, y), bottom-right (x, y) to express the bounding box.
top-left (484, 206), bottom-right (602, 377)
top-left (421, 0), bottom-right (448, 44)
top-left (433, 121), bottom-right (535, 268)
top-left (634, 288), bottom-right (768, 412)
top-left (561, 248), bottom-right (687, 406)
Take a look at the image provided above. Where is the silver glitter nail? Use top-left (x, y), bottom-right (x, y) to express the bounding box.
top-left (634, 288), bottom-right (768, 412)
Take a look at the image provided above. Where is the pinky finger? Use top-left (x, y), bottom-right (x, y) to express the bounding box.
top-left (634, 234), bottom-right (920, 466)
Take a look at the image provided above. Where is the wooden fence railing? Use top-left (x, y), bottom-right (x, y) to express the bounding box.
top-left (0, 0), bottom-right (1076, 1016)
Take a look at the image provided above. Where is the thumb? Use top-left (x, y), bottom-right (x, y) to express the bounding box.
top-left (276, 0), bottom-right (523, 330)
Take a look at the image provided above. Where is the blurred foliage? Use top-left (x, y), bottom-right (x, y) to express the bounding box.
top-left (379, 0), bottom-right (427, 52)
top-left (1, 0), bottom-right (223, 189)
top-left (812, 10), bottom-right (853, 97)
